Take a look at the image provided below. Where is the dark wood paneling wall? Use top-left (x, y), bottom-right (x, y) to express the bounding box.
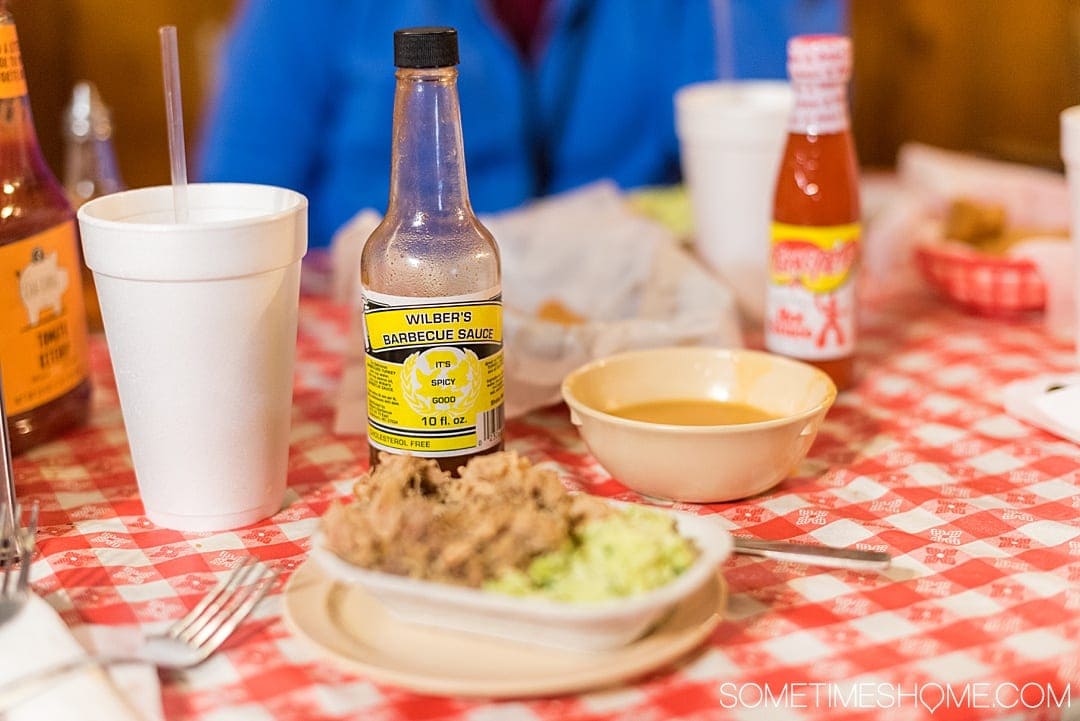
top-left (851, 0), bottom-right (1080, 169)
top-left (16, 0), bottom-right (236, 190)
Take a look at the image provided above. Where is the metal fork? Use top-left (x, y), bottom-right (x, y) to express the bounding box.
top-left (0, 502), bottom-right (37, 626)
top-left (0, 556), bottom-right (275, 711)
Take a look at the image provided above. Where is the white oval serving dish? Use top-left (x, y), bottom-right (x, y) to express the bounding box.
top-left (310, 503), bottom-right (732, 653)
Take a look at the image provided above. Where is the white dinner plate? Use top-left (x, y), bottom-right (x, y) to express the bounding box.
top-left (283, 558), bottom-right (727, 698)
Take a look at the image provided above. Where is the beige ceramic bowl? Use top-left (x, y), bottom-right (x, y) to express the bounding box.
top-left (561, 347), bottom-right (837, 502)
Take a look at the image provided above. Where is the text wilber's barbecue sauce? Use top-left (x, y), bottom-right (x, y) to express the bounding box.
top-left (765, 35), bottom-right (860, 391)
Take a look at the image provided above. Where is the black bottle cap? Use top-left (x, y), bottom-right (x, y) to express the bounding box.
top-left (394, 27), bottom-right (459, 68)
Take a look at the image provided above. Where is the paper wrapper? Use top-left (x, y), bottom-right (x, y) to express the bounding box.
top-left (331, 182), bottom-right (742, 433)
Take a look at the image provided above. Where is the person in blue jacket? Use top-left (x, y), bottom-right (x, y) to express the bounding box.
top-left (199, 1), bottom-right (845, 248)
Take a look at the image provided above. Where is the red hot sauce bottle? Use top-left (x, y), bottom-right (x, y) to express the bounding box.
top-left (765, 35), bottom-right (860, 391)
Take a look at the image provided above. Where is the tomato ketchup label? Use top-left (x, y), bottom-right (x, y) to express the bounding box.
top-left (0, 222), bottom-right (89, 415)
top-left (0, 25), bottom-right (27, 100)
top-left (766, 222), bottom-right (859, 361)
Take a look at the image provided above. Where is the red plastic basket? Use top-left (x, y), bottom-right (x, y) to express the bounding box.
top-left (915, 240), bottom-right (1046, 316)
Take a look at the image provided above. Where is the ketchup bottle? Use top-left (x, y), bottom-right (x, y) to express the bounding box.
top-left (0, 3), bottom-right (91, 453)
top-left (765, 35), bottom-right (860, 391)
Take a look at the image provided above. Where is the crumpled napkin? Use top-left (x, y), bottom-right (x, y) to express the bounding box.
top-left (330, 182), bottom-right (743, 430)
top-left (0, 594), bottom-right (162, 721)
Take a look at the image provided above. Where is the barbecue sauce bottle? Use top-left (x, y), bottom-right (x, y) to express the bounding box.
top-left (765, 35), bottom-right (860, 390)
top-left (0, 3), bottom-right (91, 453)
top-left (361, 27), bottom-right (504, 473)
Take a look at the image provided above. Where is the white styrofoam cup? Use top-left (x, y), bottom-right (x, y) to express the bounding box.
top-left (77, 184), bottom-right (308, 531)
top-left (675, 81), bottom-right (792, 323)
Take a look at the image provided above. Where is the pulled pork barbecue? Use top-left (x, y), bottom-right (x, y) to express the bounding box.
top-left (322, 452), bottom-right (611, 588)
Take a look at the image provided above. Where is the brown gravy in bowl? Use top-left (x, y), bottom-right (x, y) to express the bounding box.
top-left (609, 399), bottom-right (776, 426)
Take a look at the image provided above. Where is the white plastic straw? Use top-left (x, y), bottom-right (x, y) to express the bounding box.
top-left (159, 25), bottom-right (189, 223)
top-left (712, 0), bottom-right (735, 81)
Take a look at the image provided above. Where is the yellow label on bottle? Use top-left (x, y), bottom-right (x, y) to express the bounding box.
top-left (362, 288), bottom-right (504, 457)
top-left (766, 221), bottom-right (860, 361)
top-left (0, 25), bottom-right (28, 100)
top-left (768, 222), bottom-right (860, 294)
top-left (0, 222), bottom-right (90, 415)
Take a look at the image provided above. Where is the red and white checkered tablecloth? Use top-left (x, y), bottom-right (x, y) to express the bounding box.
top-left (15, 291), bottom-right (1080, 721)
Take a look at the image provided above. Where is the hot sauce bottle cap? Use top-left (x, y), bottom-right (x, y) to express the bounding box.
top-left (787, 34), bottom-right (852, 84)
top-left (394, 27), bottom-right (459, 68)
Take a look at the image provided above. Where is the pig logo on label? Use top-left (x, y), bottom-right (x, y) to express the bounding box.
top-left (17, 247), bottom-right (69, 326)
top-left (400, 346), bottom-right (481, 416)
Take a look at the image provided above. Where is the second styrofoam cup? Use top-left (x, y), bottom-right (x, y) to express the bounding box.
top-left (675, 81), bottom-right (792, 323)
top-left (77, 183), bottom-right (308, 531)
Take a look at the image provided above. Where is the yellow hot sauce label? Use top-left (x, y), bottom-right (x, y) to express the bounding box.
top-left (0, 222), bottom-right (89, 415)
top-left (0, 25), bottom-right (28, 100)
top-left (766, 221), bottom-right (860, 360)
top-left (363, 288), bottom-right (504, 456)
top-left (768, 222), bottom-right (860, 293)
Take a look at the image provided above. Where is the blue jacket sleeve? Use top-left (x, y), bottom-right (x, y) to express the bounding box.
top-left (729, 0), bottom-right (847, 79)
top-left (197, 1), bottom-right (340, 195)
